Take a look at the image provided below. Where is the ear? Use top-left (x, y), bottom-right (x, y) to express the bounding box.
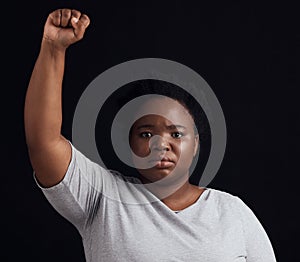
top-left (193, 134), bottom-right (199, 157)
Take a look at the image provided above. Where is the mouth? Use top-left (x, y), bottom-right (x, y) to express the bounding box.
top-left (148, 157), bottom-right (175, 168)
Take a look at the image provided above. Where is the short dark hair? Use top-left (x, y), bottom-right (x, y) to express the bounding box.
top-left (96, 79), bottom-right (211, 185)
top-left (117, 79), bottom-right (210, 142)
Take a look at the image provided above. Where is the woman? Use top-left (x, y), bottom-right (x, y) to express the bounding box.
top-left (24, 8), bottom-right (277, 261)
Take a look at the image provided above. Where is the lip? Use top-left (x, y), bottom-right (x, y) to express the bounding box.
top-left (148, 157), bottom-right (175, 168)
top-left (154, 161), bottom-right (175, 168)
top-left (149, 157), bottom-right (173, 163)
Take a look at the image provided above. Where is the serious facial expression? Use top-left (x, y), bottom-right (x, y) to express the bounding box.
top-left (129, 97), bottom-right (199, 184)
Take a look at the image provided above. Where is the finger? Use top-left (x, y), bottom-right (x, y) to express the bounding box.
top-left (49, 9), bottom-right (61, 27)
top-left (61, 9), bottom-right (72, 27)
top-left (68, 9), bottom-right (81, 27)
top-left (71, 9), bottom-right (81, 20)
top-left (78, 14), bottom-right (90, 28)
top-left (71, 13), bottom-right (90, 39)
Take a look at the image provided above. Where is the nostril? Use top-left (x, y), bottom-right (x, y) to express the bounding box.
top-left (149, 135), bottom-right (171, 151)
top-left (151, 145), bottom-right (170, 152)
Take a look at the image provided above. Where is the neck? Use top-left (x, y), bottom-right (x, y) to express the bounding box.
top-left (138, 173), bottom-right (200, 210)
top-left (161, 180), bottom-right (194, 205)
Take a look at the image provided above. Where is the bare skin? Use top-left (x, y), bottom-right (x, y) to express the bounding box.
top-left (24, 9), bottom-right (90, 187)
top-left (129, 98), bottom-right (206, 211)
top-left (24, 8), bottom-right (205, 211)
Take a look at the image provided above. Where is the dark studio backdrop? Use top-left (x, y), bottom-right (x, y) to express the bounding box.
top-left (3, 0), bottom-right (299, 261)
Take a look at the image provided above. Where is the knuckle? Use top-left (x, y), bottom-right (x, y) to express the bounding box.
top-left (62, 9), bottom-right (71, 17)
top-left (52, 10), bottom-right (61, 19)
top-left (81, 14), bottom-right (89, 21)
top-left (72, 9), bottom-right (81, 16)
top-left (81, 15), bottom-right (90, 26)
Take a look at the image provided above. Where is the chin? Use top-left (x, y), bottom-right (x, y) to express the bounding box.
top-left (138, 167), bottom-right (184, 184)
top-left (138, 169), bottom-right (167, 181)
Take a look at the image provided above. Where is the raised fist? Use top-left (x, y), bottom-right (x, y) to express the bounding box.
top-left (43, 8), bottom-right (90, 50)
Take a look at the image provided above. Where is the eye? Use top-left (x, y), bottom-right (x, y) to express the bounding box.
top-left (140, 132), bottom-right (152, 138)
top-left (171, 132), bottom-right (183, 138)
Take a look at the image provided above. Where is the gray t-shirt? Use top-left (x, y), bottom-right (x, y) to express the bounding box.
top-left (34, 141), bottom-right (277, 262)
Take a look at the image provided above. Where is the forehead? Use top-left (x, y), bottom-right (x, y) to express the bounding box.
top-left (133, 96), bottom-right (194, 126)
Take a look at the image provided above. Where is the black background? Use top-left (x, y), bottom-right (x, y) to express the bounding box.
top-left (3, 0), bottom-right (299, 261)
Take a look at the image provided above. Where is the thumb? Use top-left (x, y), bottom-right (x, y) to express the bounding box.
top-left (71, 16), bottom-right (79, 25)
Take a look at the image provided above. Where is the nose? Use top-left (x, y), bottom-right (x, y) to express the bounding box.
top-left (149, 135), bottom-right (170, 152)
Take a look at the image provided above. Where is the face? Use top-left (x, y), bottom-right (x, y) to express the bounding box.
top-left (129, 97), bottom-right (199, 184)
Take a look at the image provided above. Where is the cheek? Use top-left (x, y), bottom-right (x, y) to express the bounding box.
top-left (130, 137), bottom-right (150, 157)
top-left (176, 139), bottom-right (196, 164)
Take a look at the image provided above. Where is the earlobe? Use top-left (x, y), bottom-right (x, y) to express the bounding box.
top-left (193, 135), bottom-right (199, 157)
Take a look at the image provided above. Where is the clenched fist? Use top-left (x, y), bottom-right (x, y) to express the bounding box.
top-left (43, 8), bottom-right (90, 50)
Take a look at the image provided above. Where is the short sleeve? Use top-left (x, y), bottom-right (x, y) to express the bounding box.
top-left (234, 196), bottom-right (277, 262)
top-left (33, 140), bottom-right (114, 234)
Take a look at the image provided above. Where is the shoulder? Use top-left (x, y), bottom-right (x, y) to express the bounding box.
top-left (207, 188), bottom-right (262, 222)
top-left (205, 187), bottom-right (241, 204)
top-left (204, 187), bottom-right (251, 214)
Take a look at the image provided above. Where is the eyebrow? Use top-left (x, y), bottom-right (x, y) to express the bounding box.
top-left (136, 124), bottom-right (186, 130)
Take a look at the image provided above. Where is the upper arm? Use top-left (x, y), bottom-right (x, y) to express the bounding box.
top-left (28, 135), bottom-right (72, 188)
top-left (235, 197), bottom-right (277, 262)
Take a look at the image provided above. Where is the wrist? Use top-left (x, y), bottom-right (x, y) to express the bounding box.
top-left (41, 37), bottom-right (67, 57)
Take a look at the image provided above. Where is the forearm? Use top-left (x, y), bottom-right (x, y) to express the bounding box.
top-left (24, 40), bottom-right (66, 151)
